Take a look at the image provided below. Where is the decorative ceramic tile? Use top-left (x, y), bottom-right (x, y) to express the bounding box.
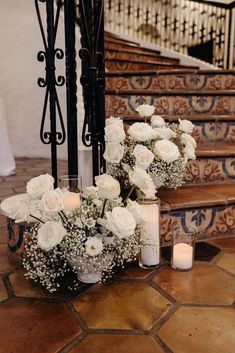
top-left (72, 282), bottom-right (171, 330)
top-left (158, 307), bottom-right (235, 353)
top-left (153, 262), bottom-right (235, 304)
top-left (69, 334), bottom-right (165, 353)
top-left (216, 252), bottom-right (235, 276)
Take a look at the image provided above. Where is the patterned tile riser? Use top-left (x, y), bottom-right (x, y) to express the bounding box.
top-left (106, 74), bottom-right (235, 91)
top-left (106, 61), bottom-right (170, 71)
top-left (193, 122), bottom-right (235, 144)
top-left (185, 158), bottom-right (235, 185)
top-left (105, 95), bottom-right (235, 117)
top-left (105, 51), bottom-right (176, 64)
top-left (160, 205), bottom-right (235, 246)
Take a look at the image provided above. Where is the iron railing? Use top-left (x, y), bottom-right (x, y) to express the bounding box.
top-left (105, 0), bottom-right (235, 69)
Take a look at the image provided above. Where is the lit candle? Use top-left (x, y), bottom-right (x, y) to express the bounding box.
top-left (172, 242), bottom-right (193, 270)
top-left (140, 202), bottom-right (160, 268)
top-left (63, 190), bottom-right (81, 212)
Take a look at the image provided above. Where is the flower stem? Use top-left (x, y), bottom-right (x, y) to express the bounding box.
top-left (123, 185), bottom-right (135, 204)
top-left (29, 214), bottom-right (45, 224)
top-left (101, 199), bottom-right (107, 218)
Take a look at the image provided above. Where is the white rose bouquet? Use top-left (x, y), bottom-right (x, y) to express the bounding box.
top-left (104, 104), bottom-right (196, 191)
top-left (1, 174), bottom-right (144, 292)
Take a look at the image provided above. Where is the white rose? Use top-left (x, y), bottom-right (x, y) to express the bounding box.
top-left (181, 133), bottom-right (197, 148)
top-left (85, 236), bottom-right (103, 256)
top-left (0, 194), bottom-right (30, 223)
top-left (129, 167), bottom-right (156, 199)
top-left (105, 207), bottom-right (136, 239)
top-left (136, 104), bottom-right (155, 117)
top-left (106, 116), bottom-right (122, 126)
top-left (126, 199), bottom-right (146, 224)
top-left (128, 123), bottom-right (155, 141)
top-left (37, 221), bottom-right (66, 251)
top-left (133, 145), bottom-right (154, 170)
top-left (26, 174), bottom-right (54, 200)
top-left (63, 190), bottom-right (81, 212)
top-left (103, 143), bottom-right (124, 164)
top-left (179, 119), bottom-right (195, 133)
top-left (105, 122), bottom-right (125, 143)
top-left (41, 188), bottom-right (64, 215)
top-left (151, 115), bottom-right (165, 127)
top-left (154, 140), bottom-right (180, 163)
top-left (184, 143), bottom-right (196, 160)
top-left (154, 127), bottom-right (176, 140)
top-left (95, 174), bottom-right (120, 199)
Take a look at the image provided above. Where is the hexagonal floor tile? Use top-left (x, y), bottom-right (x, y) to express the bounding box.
top-left (72, 282), bottom-right (171, 330)
top-left (217, 252), bottom-right (235, 276)
top-left (153, 262), bottom-right (235, 305)
top-left (0, 299), bottom-right (82, 353)
top-left (69, 334), bottom-right (165, 353)
top-left (208, 237), bottom-right (235, 250)
top-left (0, 245), bottom-right (22, 274)
top-left (0, 278), bottom-right (7, 301)
top-left (119, 262), bottom-right (156, 279)
top-left (158, 307), bottom-right (235, 353)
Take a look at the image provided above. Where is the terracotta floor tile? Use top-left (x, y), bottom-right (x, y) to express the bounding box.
top-left (72, 282), bottom-right (171, 330)
top-left (0, 245), bottom-right (22, 274)
top-left (9, 269), bottom-right (52, 298)
top-left (70, 334), bottom-right (164, 353)
top-left (119, 262), bottom-right (156, 279)
top-left (153, 262), bottom-right (235, 305)
top-left (158, 307), bottom-right (235, 353)
top-left (216, 252), bottom-right (235, 276)
top-left (0, 299), bottom-right (81, 353)
top-left (0, 278), bottom-right (7, 301)
top-left (208, 237), bottom-right (235, 250)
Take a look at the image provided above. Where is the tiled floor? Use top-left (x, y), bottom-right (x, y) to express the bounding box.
top-left (0, 158), bottom-right (235, 353)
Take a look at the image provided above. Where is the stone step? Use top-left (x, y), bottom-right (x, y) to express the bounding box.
top-left (105, 49), bottom-right (180, 65)
top-left (104, 32), bottom-right (139, 46)
top-left (193, 121), bottom-right (235, 144)
top-left (105, 92), bottom-right (235, 118)
top-left (159, 183), bottom-right (235, 245)
top-left (106, 70), bottom-right (235, 91)
top-left (105, 42), bottom-right (161, 55)
top-left (106, 59), bottom-right (198, 71)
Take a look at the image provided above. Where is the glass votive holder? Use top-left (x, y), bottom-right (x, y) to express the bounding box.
top-left (138, 198), bottom-right (161, 270)
top-left (171, 229), bottom-right (196, 271)
top-left (58, 175), bottom-right (82, 212)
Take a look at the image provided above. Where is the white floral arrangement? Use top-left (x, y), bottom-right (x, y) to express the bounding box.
top-left (0, 174), bottom-right (145, 292)
top-left (104, 104), bottom-right (196, 190)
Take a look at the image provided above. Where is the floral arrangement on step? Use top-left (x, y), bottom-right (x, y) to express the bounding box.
top-left (0, 174), bottom-right (145, 292)
top-left (104, 104), bottom-right (197, 190)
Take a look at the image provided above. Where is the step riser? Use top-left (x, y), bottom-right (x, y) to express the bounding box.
top-left (185, 158), bottom-right (235, 185)
top-left (105, 95), bottom-right (235, 117)
top-left (105, 51), bottom-right (179, 64)
top-left (106, 61), bottom-right (182, 71)
top-left (106, 73), bottom-right (235, 91)
top-left (160, 205), bottom-right (235, 246)
top-left (105, 43), bottom-right (160, 55)
top-left (193, 122), bottom-right (235, 144)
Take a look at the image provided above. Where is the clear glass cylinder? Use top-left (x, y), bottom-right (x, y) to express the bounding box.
top-left (58, 175), bottom-right (82, 212)
top-left (171, 229), bottom-right (196, 271)
top-left (138, 198), bottom-right (161, 269)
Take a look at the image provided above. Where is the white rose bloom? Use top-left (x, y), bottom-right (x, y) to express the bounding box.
top-left (105, 122), bottom-right (125, 143)
top-left (129, 167), bottom-right (156, 199)
top-left (95, 174), bottom-right (120, 199)
top-left (128, 123), bottom-right (155, 141)
top-left (154, 127), bottom-right (176, 140)
top-left (0, 194), bottom-right (30, 223)
top-left (154, 139), bottom-right (180, 163)
top-left (37, 221), bottom-right (66, 251)
top-left (103, 143), bottom-right (124, 164)
top-left (85, 236), bottom-right (103, 256)
top-left (179, 119), bottom-right (195, 134)
top-left (151, 115), bottom-right (165, 127)
top-left (126, 199), bottom-right (146, 224)
top-left (41, 188), bottom-right (64, 215)
top-left (106, 116), bottom-right (122, 126)
top-left (133, 145), bottom-right (154, 170)
top-left (181, 133), bottom-right (197, 148)
top-left (26, 174), bottom-right (54, 200)
top-left (105, 207), bottom-right (136, 239)
top-left (184, 143), bottom-right (196, 160)
top-left (135, 104), bottom-right (155, 117)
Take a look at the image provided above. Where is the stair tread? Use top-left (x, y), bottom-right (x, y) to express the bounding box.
top-left (105, 48), bottom-right (164, 58)
top-left (105, 89), bottom-right (235, 95)
top-left (196, 143), bottom-right (235, 157)
top-left (105, 49), bottom-right (179, 63)
top-left (106, 69), bottom-right (235, 76)
top-left (116, 115), bottom-right (235, 122)
top-left (159, 183), bottom-right (235, 212)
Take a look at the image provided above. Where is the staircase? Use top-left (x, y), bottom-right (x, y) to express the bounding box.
top-left (104, 31), bottom-right (235, 245)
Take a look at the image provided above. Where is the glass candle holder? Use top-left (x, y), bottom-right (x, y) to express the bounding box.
top-left (171, 229), bottom-right (196, 271)
top-left (58, 175), bottom-right (82, 212)
top-left (138, 198), bottom-right (161, 269)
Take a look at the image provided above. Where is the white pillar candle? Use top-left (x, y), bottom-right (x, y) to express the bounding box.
top-left (140, 203), bottom-right (160, 267)
top-left (63, 190), bottom-right (81, 212)
top-left (172, 242), bottom-right (193, 270)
